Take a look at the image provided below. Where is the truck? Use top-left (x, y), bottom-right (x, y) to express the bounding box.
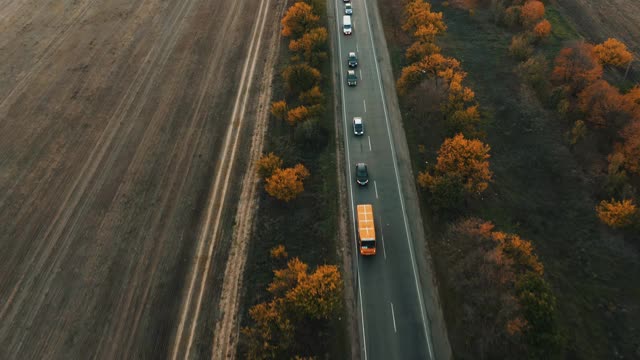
top-left (356, 204), bottom-right (376, 256)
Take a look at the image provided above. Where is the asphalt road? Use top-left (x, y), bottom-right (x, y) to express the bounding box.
top-left (333, 0), bottom-right (436, 358)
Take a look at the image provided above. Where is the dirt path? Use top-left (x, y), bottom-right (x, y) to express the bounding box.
top-left (0, 0), bottom-right (269, 358)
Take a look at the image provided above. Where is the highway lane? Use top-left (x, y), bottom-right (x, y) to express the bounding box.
top-left (333, 0), bottom-right (435, 358)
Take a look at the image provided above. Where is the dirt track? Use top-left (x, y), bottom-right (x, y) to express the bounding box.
top-left (0, 0), bottom-right (276, 358)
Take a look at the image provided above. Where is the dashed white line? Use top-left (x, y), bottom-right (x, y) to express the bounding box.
top-left (374, 180), bottom-right (378, 199)
top-left (368, 136), bottom-right (371, 151)
top-left (363, 99), bottom-right (366, 113)
top-left (359, 69), bottom-right (363, 81)
top-left (390, 302), bottom-right (397, 333)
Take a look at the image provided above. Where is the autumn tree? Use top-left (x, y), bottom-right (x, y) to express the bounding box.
top-left (443, 76), bottom-right (476, 116)
top-left (418, 134), bottom-right (492, 207)
top-left (618, 120), bottom-right (640, 174)
top-left (405, 41), bottom-right (441, 63)
top-left (265, 164), bottom-right (310, 202)
top-left (242, 257), bottom-right (343, 359)
top-left (286, 105), bottom-right (311, 126)
top-left (270, 244), bottom-right (289, 260)
top-left (520, 0), bottom-right (545, 28)
top-left (396, 64), bottom-right (425, 95)
top-left (257, 152), bottom-right (283, 178)
top-left (446, 105), bottom-right (481, 137)
top-left (281, 2), bottom-right (320, 39)
top-left (271, 100), bottom-right (288, 122)
top-left (532, 19), bottom-right (551, 40)
top-left (593, 38), bottom-right (633, 68)
top-left (298, 86), bottom-right (324, 106)
top-left (282, 63), bottom-right (321, 95)
top-left (577, 80), bottom-right (627, 128)
top-left (403, 0), bottom-right (446, 37)
top-left (289, 27), bottom-right (328, 66)
top-left (596, 198), bottom-right (638, 228)
top-left (242, 299), bottom-right (294, 360)
top-left (551, 42), bottom-right (603, 94)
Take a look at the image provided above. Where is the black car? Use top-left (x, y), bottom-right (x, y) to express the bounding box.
top-left (355, 163), bottom-right (369, 185)
top-left (348, 52), bottom-right (358, 67)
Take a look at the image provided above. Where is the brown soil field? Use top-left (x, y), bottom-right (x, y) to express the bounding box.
top-left (0, 0), bottom-right (277, 358)
top-left (556, 0), bottom-right (640, 74)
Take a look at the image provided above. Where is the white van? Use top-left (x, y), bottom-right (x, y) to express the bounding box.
top-left (343, 15), bottom-right (352, 35)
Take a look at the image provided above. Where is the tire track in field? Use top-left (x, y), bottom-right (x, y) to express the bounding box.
top-left (169, 0), bottom-right (271, 357)
top-left (0, 0), bottom-right (98, 118)
top-left (0, 0), bottom-right (201, 345)
top-left (95, 0), bottom-right (247, 357)
top-left (0, 0), bottom-right (158, 213)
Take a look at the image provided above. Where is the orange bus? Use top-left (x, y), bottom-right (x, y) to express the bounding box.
top-left (356, 204), bottom-right (376, 256)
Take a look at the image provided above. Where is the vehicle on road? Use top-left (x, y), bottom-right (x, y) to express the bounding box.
top-left (357, 204), bottom-right (376, 256)
top-left (353, 117), bottom-right (363, 135)
top-left (348, 51), bottom-right (358, 67)
top-left (343, 15), bottom-right (352, 35)
top-left (355, 163), bottom-right (369, 185)
top-left (347, 69), bottom-right (357, 86)
top-left (343, 0), bottom-right (350, 3)
top-left (345, 3), bottom-right (353, 15)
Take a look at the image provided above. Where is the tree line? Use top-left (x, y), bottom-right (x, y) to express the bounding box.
top-left (242, 1), bottom-right (343, 359)
top-left (395, 1), bottom-right (562, 357)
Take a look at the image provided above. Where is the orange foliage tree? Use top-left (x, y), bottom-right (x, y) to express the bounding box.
top-left (271, 100), bottom-right (288, 122)
top-left (418, 133), bottom-right (492, 198)
top-left (242, 258), bottom-right (343, 358)
top-left (402, 0), bottom-right (446, 37)
top-left (281, 2), bottom-right (320, 39)
top-left (593, 38), bottom-right (633, 68)
top-left (298, 85), bottom-right (324, 106)
top-left (289, 27), bottom-right (328, 65)
top-left (286, 105), bottom-right (311, 126)
top-left (282, 63), bottom-right (321, 95)
top-left (265, 164), bottom-right (310, 202)
top-left (618, 120), bottom-right (640, 174)
top-left (577, 80), bottom-right (627, 128)
top-left (533, 19), bottom-right (551, 40)
top-left (405, 41), bottom-right (441, 63)
top-left (257, 152), bottom-right (283, 178)
top-left (551, 42), bottom-right (603, 94)
top-left (596, 198), bottom-right (638, 228)
top-left (520, 0), bottom-right (545, 28)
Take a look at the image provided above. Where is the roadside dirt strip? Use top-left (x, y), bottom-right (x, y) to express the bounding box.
top-left (0, 0), bottom-right (277, 358)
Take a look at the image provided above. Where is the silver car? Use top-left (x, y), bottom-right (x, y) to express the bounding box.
top-left (353, 117), bottom-right (363, 135)
top-left (345, 3), bottom-right (353, 15)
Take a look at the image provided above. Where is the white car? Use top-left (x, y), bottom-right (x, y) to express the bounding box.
top-left (345, 3), bottom-right (353, 15)
top-left (353, 117), bottom-right (363, 135)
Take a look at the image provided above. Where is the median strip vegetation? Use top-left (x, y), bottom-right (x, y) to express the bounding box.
top-left (238, 0), bottom-right (347, 359)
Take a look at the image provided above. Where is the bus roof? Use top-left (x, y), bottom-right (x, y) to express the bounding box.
top-left (356, 204), bottom-right (375, 240)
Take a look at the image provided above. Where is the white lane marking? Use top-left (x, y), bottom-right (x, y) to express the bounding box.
top-left (362, 0), bottom-right (434, 357)
top-left (390, 302), bottom-right (397, 333)
top-left (334, 0), bottom-right (367, 358)
top-left (374, 180), bottom-right (378, 199)
top-left (363, 99), bottom-right (367, 113)
top-left (356, 43), bottom-right (359, 52)
top-left (368, 136), bottom-right (371, 151)
top-left (359, 69), bottom-right (363, 81)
